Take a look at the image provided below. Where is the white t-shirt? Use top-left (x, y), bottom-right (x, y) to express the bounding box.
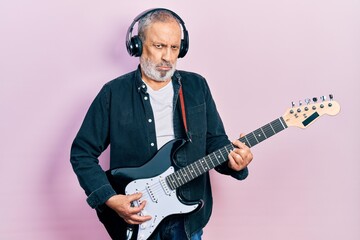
top-left (145, 81), bottom-right (175, 149)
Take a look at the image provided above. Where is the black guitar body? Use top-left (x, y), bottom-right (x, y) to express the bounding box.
top-left (97, 139), bottom-right (201, 240)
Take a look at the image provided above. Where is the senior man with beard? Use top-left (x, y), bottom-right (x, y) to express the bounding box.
top-left (70, 8), bottom-right (253, 240)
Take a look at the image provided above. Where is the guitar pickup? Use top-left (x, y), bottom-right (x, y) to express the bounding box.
top-left (160, 178), bottom-right (172, 196)
top-left (146, 183), bottom-right (158, 203)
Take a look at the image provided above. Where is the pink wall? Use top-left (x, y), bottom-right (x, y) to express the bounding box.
top-left (1, 0), bottom-right (359, 239)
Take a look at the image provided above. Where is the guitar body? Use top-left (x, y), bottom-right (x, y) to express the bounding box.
top-left (99, 139), bottom-right (201, 240)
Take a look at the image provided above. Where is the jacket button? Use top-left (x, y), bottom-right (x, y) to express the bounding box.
top-left (148, 119), bottom-right (152, 123)
top-left (150, 143), bottom-right (155, 147)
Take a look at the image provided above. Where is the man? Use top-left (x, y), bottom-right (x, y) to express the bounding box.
top-left (70, 8), bottom-right (253, 240)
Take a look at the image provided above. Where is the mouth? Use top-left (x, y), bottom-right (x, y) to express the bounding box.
top-left (156, 64), bottom-right (172, 71)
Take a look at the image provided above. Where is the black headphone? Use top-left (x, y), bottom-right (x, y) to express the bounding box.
top-left (126, 8), bottom-right (189, 58)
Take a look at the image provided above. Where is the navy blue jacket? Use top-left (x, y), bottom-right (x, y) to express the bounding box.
top-left (70, 66), bottom-right (248, 237)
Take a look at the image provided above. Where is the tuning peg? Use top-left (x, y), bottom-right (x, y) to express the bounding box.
top-left (299, 100), bottom-right (302, 106)
top-left (291, 101), bottom-right (295, 108)
top-left (312, 97), bottom-right (318, 103)
top-left (328, 94), bottom-right (334, 107)
top-left (305, 98), bottom-right (311, 104)
top-left (319, 95), bottom-right (326, 108)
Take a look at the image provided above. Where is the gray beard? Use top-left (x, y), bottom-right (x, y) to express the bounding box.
top-left (140, 57), bottom-right (176, 82)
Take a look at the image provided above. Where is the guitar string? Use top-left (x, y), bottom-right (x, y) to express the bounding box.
top-left (133, 128), bottom-right (256, 197)
top-left (131, 118), bottom-right (286, 205)
top-left (136, 139), bottom-right (275, 204)
top-left (133, 119), bottom-right (282, 201)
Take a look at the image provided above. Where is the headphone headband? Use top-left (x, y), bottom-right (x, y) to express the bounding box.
top-left (126, 8), bottom-right (189, 58)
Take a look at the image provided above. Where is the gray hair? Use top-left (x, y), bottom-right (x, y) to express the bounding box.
top-left (138, 10), bottom-right (181, 42)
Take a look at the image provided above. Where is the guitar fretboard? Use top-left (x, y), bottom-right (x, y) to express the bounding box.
top-left (165, 117), bottom-right (288, 190)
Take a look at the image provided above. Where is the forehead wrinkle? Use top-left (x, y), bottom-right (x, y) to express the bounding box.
top-left (145, 21), bottom-right (181, 46)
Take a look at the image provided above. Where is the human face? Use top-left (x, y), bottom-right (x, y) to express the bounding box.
top-left (140, 20), bottom-right (182, 83)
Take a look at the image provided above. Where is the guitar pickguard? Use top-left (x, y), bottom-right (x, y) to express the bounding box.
top-left (125, 166), bottom-right (199, 240)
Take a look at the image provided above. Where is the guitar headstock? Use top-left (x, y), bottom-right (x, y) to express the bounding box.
top-left (283, 95), bottom-right (340, 129)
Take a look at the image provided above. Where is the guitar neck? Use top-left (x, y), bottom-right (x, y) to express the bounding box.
top-left (165, 117), bottom-right (288, 190)
top-left (240, 116), bottom-right (288, 148)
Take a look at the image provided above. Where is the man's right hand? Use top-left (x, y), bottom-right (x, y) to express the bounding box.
top-left (105, 192), bottom-right (152, 224)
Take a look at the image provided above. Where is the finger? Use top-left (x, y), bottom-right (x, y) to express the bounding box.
top-left (232, 139), bottom-right (249, 150)
top-left (228, 151), bottom-right (242, 170)
top-left (127, 192), bottom-right (143, 202)
top-left (235, 148), bottom-right (253, 165)
top-left (125, 192), bottom-right (143, 210)
top-left (127, 198), bottom-right (147, 214)
top-left (227, 153), bottom-right (237, 168)
top-left (233, 148), bottom-right (248, 159)
top-left (126, 212), bottom-right (152, 224)
top-left (125, 201), bottom-right (152, 224)
top-left (125, 215), bottom-right (151, 224)
top-left (230, 150), bottom-right (243, 162)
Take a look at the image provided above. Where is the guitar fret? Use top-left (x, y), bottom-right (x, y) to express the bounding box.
top-left (260, 127), bottom-right (267, 138)
top-left (197, 160), bottom-right (206, 174)
top-left (163, 117), bottom-right (288, 190)
top-left (185, 167), bottom-right (191, 181)
top-left (202, 157), bottom-right (210, 171)
top-left (271, 118), bottom-right (285, 133)
top-left (213, 152), bottom-right (222, 165)
top-left (254, 128), bottom-right (266, 143)
top-left (271, 120), bottom-right (280, 132)
top-left (169, 174), bottom-right (179, 189)
top-left (279, 117), bottom-right (287, 129)
top-left (186, 166), bottom-right (194, 180)
top-left (252, 132), bottom-right (259, 143)
top-left (268, 122), bottom-right (276, 135)
top-left (220, 148), bottom-right (229, 161)
top-left (190, 163), bottom-right (200, 177)
top-left (243, 135), bottom-right (252, 147)
top-left (246, 133), bottom-right (257, 147)
top-left (166, 176), bottom-right (175, 190)
top-left (225, 144), bottom-right (234, 153)
top-left (207, 155), bottom-right (216, 168)
top-left (263, 123), bottom-right (275, 137)
top-left (218, 149), bottom-right (226, 164)
top-left (174, 172), bottom-right (184, 187)
top-left (195, 161), bottom-right (203, 175)
top-left (177, 171), bottom-right (185, 185)
top-left (180, 168), bottom-right (190, 182)
top-left (187, 165), bottom-right (195, 179)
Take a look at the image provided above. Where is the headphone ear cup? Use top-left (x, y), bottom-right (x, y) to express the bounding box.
top-left (178, 39), bottom-right (188, 58)
top-left (128, 36), bottom-right (143, 57)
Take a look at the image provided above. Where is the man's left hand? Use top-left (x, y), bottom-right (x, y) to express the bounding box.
top-left (228, 134), bottom-right (253, 171)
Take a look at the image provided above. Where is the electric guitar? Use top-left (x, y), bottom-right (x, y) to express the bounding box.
top-left (102, 96), bottom-right (340, 240)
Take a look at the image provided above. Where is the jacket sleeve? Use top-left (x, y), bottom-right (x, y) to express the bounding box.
top-left (70, 84), bottom-right (116, 209)
top-left (203, 79), bottom-right (249, 180)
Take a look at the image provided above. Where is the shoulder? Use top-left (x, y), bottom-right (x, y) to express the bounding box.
top-left (176, 70), bottom-right (209, 90)
top-left (176, 70), bottom-right (206, 81)
top-left (104, 70), bottom-right (137, 89)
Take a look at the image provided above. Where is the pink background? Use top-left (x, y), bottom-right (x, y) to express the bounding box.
top-left (1, 0), bottom-right (359, 239)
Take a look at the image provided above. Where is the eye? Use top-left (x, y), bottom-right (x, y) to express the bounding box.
top-left (171, 45), bottom-right (179, 50)
top-left (154, 44), bottom-right (163, 49)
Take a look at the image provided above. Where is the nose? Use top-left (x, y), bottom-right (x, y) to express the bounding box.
top-left (161, 47), bottom-right (172, 62)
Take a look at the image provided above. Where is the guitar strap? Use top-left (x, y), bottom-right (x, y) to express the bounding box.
top-left (179, 86), bottom-right (192, 142)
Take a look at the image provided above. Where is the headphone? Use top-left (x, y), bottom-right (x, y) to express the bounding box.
top-left (126, 8), bottom-right (189, 58)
